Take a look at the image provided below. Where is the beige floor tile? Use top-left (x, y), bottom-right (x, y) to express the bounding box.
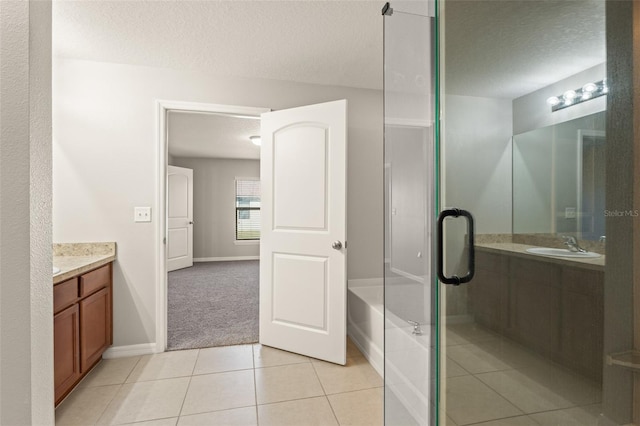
top-left (55, 384), bottom-right (120, 425)
top-left (472, 339), bottom-right (551, 371)
top-left (255, 363), bottom-right (324, 404)
top-left (97, 377), bottom-right (190, 425)
top-left (444, 415), bottom-right (458, 426)
top-left (78, 357), bottom-right (141, 388)
top-left (445, 357), bottom-right (470, 378)
top-left (522, 363), bottom-right (602, 405)
top-left (193, 345), bottom-right (253, 375)
top-left (126, 350), bottom-right (199, 383)
top-left (471, 415), bottom-right (539, 426)
top-left (445, 375), bottom-right (523, 425)
top-left (447, 340), bottom-right (513, 374)
top-left (312, 355), bottom-right (382, 395)
top-left (477, 365), bottom-right (601, 414)
top-left (327, 388), bottom-right (383, 426)
top-left (127, 418), bottom-right (178, 426)
top-left (529, 403), bottom-right (602, 425)
top-left (178, 407), bottom-right (257, 426)
top-left (252, 344), bottom-right (311, 368)
top-left (445, 323), bottom-right (500, 346)
top-left (181, 370), bottom-right (255, 416)
top-left (257, 397), bottom-right (338, 426)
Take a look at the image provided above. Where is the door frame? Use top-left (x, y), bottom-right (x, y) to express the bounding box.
top-left (155, 100), bottom-right (269, 352)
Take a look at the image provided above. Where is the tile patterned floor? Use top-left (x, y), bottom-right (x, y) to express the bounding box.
top-left (55, 339), bottom-right (382, 426)
top-left (443, 322), bottom-right (603, 426)
top-left (56, 323), bottom-right (606, 426)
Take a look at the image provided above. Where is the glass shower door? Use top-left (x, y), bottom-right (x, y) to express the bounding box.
top-left (438, 1), bottom-right (636, 425)
top-left (383, 2), bottom-right (437, 425)
top-left (384, 1), bottom-right (637, 424)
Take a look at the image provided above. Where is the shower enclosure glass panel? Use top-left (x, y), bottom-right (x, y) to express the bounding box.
top-left (439, 1), bottom-right (635, 425)
top-left (383, 3), bottom-right (436, 425)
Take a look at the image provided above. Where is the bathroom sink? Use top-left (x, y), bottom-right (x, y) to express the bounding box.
top-left (526, 247), bottom-right (601, 258)
top-left (53, 266), bottom-right (61, 275)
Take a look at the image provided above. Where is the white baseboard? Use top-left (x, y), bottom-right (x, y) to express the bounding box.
top-left (348, 277), bottom-right (383, 288)
top-left (103, 343), bottom-right (157, 359)
top-left (347, 324), bottom-right (384, 378)
top-left (194, 256), bottom-right (259, 262)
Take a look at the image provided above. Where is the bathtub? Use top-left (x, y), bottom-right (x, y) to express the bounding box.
top-left (347, 282), bottom-right (432, 424)
top-left (347, 284), bottom-right (384, 377)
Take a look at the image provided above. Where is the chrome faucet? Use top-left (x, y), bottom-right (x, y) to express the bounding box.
top-left (407, 320), bottom-right (423, 336)
top-left (561, 235), bottom-right (587, 253)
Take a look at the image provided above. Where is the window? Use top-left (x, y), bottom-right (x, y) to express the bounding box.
top-left (236, 179), bottom-right (261, 240)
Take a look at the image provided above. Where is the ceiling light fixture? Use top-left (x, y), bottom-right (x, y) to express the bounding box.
top-left (249, 136), bottom-right (261, 146)
top-left (547, 79), bottom-right (608, 112)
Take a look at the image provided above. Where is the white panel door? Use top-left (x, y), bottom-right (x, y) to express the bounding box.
top-left (260, 100), bottom-right (347, 365)
top-left (167, 165), bottom-right (193, 272)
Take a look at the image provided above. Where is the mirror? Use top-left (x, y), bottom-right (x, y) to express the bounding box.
top-left (513, 111), bottom-right (606, 241)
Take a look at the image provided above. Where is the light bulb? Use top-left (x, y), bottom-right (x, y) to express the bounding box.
top-left (582, 91), bottom-right (592, 100)
top-left (563, 90), bottom-right (577, 101)
top-left (546, 96), bottom-right (561, 106)
top-left (582, 82), bottom-right (597, 93)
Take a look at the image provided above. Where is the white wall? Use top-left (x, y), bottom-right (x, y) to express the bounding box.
top-left (443, 95), bottom-right (513, 236)
top-left (53, 58), bottom-right (383, 347)
top-left (443, 95), bottom-right (513, 315)
top-left (170, 157), bottom-right (260, 260)
top-left (0, 1), bottom-right (54, 424)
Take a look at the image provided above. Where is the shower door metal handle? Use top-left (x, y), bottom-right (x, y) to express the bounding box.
top-left (437, 208), bottom-right (475, 285)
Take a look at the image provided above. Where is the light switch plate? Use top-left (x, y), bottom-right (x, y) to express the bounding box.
top-left (134, 207), bottom-right (152, 222)
top-left (565, 207), bottom-right (576, 219)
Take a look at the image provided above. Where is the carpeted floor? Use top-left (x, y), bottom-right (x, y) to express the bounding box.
top-left (167, 260), bottom-right (259, 351)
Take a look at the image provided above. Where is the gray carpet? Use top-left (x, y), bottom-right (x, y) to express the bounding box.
top-left (167, 260), bottom-right (259, 351)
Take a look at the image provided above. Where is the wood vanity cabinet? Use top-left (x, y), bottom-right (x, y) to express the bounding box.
top-left (469, 251), bottom-right (603, 381)
top-left (468, 252), bottom-right (509, 333)
top-left (54, 263), bottom-right (113, 405)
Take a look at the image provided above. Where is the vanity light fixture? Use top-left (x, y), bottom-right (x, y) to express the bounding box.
top-left (546, 79), bottom-right (608, 112)
top-left (249, 136), bottom-right (261, 146)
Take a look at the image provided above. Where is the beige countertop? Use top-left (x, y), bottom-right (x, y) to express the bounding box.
top-left (475, 242), bottom-right (605, 271)
top-left (53, 242), bottom-right (116, 285)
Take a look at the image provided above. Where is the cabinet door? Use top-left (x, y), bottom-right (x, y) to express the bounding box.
top-left (561, 267), bottom-right (604, 381)
top-left (468, 252), bottom-right (509, 333)
top-left (511, 258), bottom-right (561, 357)
top-left (80, 287), bottom-right (111, 372)
top-left (54, 304), bottom-right (81, 404)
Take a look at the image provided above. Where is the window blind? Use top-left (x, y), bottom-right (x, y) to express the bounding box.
top-left (236, 180), bottom-right (261, 240)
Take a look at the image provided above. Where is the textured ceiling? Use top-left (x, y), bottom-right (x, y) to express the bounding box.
top-left (168, 112), bottom-right (261, 160)
top-left (53, 0), bottom-right (384, 90)
top-left (53, 0), bottom-right (605, 99)
top-left (444, 0), bottom-right (606, 98)
top-left (54, 0), bottom-right (606, 158)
